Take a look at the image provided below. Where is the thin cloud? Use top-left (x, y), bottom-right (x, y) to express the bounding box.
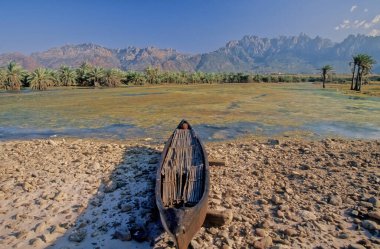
top-left (350, 5), bottom-right (358, 12)
top-left (372, 15), bottom-right (380, 24)
top-left (364, 8), bottom-right (368, 12)
top-left (369, 29), bottom-right (380, 36)
top-left (335, 13), bottom-right (380, 33)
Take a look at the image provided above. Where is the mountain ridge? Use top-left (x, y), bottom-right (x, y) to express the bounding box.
top-left (1, 34), bottom-right (379, 73)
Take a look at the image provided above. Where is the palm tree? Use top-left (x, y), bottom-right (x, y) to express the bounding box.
top-left (29, 68), bottom-right (53, 90)
top-left (5, 62), bottom-right (23, 90)
top-left (350, 56), bottom-right (359, 90)
top-left (321, 65), bottom-right (333, 88)
top-left (145, 66), bottom-right (160, 84)
top-left (88, 67), bottom-right (104, 87)
top-left (76, 62), bottom-right (92, 86)
top-left (59, 66), bottom-right (77, 86)
top-left (124, 71), bottom-right (146, 85)
top-left (104, 69), bottom-right (123, 87)
top-left (354, 54), bottom-right (376, 91)
top-left (0, 68), bottom-right (6, 89)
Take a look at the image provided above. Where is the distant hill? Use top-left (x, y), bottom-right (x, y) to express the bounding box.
top-left (1, 34), bottom-right (380, 73)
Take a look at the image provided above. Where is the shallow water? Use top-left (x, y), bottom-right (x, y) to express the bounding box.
top-left (0, 83), bottom-right (379, 141)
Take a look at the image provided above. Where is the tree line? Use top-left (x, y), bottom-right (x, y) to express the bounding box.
top-left (0, 54), bottom-right (377, 91)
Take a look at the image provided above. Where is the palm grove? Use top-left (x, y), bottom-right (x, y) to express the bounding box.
top-left (0, 54), bottom-right (377, 91)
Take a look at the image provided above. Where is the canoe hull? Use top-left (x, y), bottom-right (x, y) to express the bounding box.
top-left (156, 120), bottom-right (209, 249)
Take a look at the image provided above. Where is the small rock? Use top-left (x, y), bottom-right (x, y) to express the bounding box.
top-left (68, 228), bottom-right (87, 242)
top-left (222, 244), bottom-right (231, 249)
top-left (29, 237), bottom-right (45, 246)
top-left (253, 236), bottom-right (273, 249)
top-left (255, 228), bottom-right (268, 237)
top-left (351, 210), bottom-right (359, 217)
top-left (40, 233), bottom-right (54, 243)
top-left (272, 195), bottom-right (284, 205)
top-left (284, 188), bottom-right (293, 195)
top-left (190, 240), bottom-right (202, 249)
top-left (362, 220), bottom-right (378, 230)
top-left (368, 210), bottom-right (380, 221)
top-left (130, 227), bottom-right (147, 242)
top-left (359, 201), bottom-right (373, 208)
top-left (118, 200), bottom-right (134, 212)
top-left (206, 210), bottom-right (233, 227)
top-left (328, 195), bottom-right (342, 206)
top-left (368, 197), bottom-right (380, 208)
top-left (112, 229), bottom-right (132, 241)
top-left (300, 164), bottom-right (311, 170)
top-left (268, 139), bottom-right (279, 146)
top-left (22, 182), bottom-right (33, 192)
top-left (47, 140), bottom-right (57, 146)
top-left (104, 180), bottom-right (117, 193)
top-left (52, 225), bottom-right (67, 234)
top-left (277, 210), bottom-right (285, 218)
top-left (92, 162), bottom-right (101, 171)
top-left (260, 220), bottom-right (271, 229)
top-left (34, 222), bottom-right (47, 233)
top-left (258, 199), bottom-right (268, 205)
top-left (148, 157), bottom-right (159, 164)
top-left (348, 244), bottom-right (367, 249)
top-left (284, 228), bottom-right (298, 237)
top-left (298, 210), bottom-right (317, 221)
top-left (338, 233), bottom-right (349, 239)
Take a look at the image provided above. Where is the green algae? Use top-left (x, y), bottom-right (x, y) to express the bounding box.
top-left (0, 83), bottom-right (379, 140)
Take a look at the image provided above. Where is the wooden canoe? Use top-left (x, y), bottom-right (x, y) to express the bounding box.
top-left (155, 120), bottom-right (209, 249)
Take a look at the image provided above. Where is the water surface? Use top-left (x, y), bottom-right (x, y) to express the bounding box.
top-left (1, 83), bottom-right (379, 141)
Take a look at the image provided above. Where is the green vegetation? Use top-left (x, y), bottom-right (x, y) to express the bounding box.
top-left (1, 62), bottom-right (23, 90)
top-left (0, 57), bottom-right (377, 93)
top-left (29, 68), bottom-right (53, 90)
top-left (320, 65), bottom-right (333, 89)
top-left (350, 54), bottom-right (377, 92)
top-left (1, 83), bottom-right (379, 140)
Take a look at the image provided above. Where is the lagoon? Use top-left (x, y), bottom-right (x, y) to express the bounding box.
top-left (1, 83), bottom-right (379, 141)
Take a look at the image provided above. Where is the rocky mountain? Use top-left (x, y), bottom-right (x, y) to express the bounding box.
top-left (1, 34), bottom-right (380, 73)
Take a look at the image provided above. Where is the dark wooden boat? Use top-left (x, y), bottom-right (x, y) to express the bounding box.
top-left (156, 120), bottom-right (209, 249)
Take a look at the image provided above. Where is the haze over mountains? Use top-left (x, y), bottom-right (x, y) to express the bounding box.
top-left (1, 33), bottom-right (380, 73)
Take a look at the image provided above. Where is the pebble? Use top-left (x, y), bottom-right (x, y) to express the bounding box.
top-left (29, 237), bottom-right (45, 246)
top-left (272, 195), bottom-right (284, 205)
top-left (112, 229), bottom-right (132, 241)
top-left (368, 197), bottom-right (380, 208)
top-left (338, 233), bottom-right (349, 239)
top-left (298, 210), bottom-right (317, 221)
top-left (328, 195), bottom-right (342, 206)
top-left (359, 201), bottom-right (373, 208)
top-left (284, 228), bottom-right (298, 237)
top-left (68, 228), bottom-right (87, 242)
top-left (34, 222), bottom-right (47, 233)
top-left (148, 157), bottom-right (159, 164)
top-left (118, 200), bottom-right (134, 212)
top-left (361, 220), bottom-right (378, 230)
top-left (253, 236), bottom-right (273, 249)
top-left (368, 210), bottom-right (380, 221)
top-left (255, 228), bottom-right (268, 237)
top-left (40, 233), bottom-right (54, 243)
top-left (348, 244), bottom-right (367, 249)
top-left (103, 180), bottom-right (117, 193)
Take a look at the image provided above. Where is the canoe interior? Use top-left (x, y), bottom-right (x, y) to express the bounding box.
top-left (160, 121), bottom-right (205, 208)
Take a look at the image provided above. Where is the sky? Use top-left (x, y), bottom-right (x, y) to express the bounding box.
top-left (0, 0), bottom-right (380, 54)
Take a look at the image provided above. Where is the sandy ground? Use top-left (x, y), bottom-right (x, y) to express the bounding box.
top-left (0, 137), bottom-right (379, 249)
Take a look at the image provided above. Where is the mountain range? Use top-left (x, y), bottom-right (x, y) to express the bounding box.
top-left (1, 33), bottom-right (380, 73)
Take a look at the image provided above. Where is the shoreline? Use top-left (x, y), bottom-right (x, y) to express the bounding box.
top-left (1, 137), bottom-right (379, 248)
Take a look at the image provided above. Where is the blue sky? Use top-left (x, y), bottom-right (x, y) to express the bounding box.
top-left (0, 0), bottom-right (379, 54)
